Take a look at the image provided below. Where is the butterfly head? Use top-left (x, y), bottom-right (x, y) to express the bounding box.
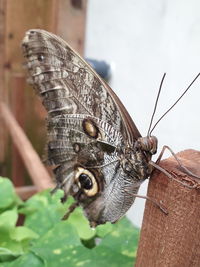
top-left (135, 136), bottom-right (158, 155)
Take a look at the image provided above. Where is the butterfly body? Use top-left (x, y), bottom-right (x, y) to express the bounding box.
top-left (22, 30), bottom-right (157, 226)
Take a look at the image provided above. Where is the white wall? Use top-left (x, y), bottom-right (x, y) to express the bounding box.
top-left (85, 0), bottom-right (200, 227)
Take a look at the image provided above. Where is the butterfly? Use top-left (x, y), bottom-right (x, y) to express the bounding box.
top-left (21, 29), bottom-right (160, 227)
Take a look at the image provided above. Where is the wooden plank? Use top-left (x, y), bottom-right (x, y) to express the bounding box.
top-left (0, 0), bottom-right (6, 102)
top-left (0, 0), bottom-right (56, 179)
top-left (0, 0), bottom-right (7, 168)
top-left (135, 149), bottom-right (200, 267)
top-left (0, 102), bottom-right (53, 191)
top-left (54, 0), bottom-right (87, 54)
top-left (11, 74), bottom-right (26, 186)
top-left (5, 0), bottom-right (57, 73)
top-left (15, 185), bottom-right (37, 200)
top-left (5, 0), bottom-right (87, 73)
top-left (0, 0), bottom-right (87, 185)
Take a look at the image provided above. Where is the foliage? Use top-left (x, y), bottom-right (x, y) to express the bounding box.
top-left (0, 177), bottom-right (139, 267)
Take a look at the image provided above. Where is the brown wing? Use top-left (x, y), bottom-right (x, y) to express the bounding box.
top-left (22, 29), bottom-right (141, 146)
top-left (21, 29), bottom-right (143, 225)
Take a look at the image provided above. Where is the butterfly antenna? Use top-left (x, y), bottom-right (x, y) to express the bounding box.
top-left (147, 73), bottom-right (166, 137)
top-left (149, 73), bottom-right (200, 135)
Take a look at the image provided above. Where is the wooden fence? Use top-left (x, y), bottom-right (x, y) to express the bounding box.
top-left (0, 0), bottom-right (87, 190)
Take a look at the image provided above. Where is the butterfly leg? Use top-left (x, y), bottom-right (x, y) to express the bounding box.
top-left (149, 145), bottom-right (199, 189)
top-left (50, 183), bottom-right (70, 203)
top-left (50, 184), bottom-right (60, 195)
top-left (62, 201), bottom-right (79, 220)
top-left (130, 193), bottom-right (168, 215)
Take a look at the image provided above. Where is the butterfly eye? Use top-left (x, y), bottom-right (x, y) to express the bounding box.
top-left (75, 167), bottom-right (99, 197)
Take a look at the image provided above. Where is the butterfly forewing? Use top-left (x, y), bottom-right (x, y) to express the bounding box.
top-left (22, 29), bottom-right (148, 226)
top-left (23, 30), bottom-right (140, 139)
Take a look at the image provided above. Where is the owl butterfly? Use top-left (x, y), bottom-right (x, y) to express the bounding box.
top-left (21, 29), bottom-right (198, 227)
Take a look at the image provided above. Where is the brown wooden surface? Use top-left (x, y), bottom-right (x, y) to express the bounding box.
top-left (135, 149), bottom-right (200, 267)
top-left (0, 0), bottom-right (87, 186)
top-left (11, 74), bottom-right (26, 186)
top-left (54, 0), bottom-right (87, 54)
top-left (15, 185), bottom-right (37, 200)
top-left (0, 0), bottom-right (7, 166)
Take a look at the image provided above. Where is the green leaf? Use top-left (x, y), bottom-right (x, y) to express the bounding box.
top-left (20, 190), bottom-right (95, 240)
top-left (9, 226), bottom-right (39, 242)
top-left (31, 221), bottom-right (83, 266)
top-left (66, 208), bottom-right (96, 240)
top-left (0, 247), bottom-right (18, 263)
top-left (95, 222), bottom-right (114, 238)
top-left (0, 252), bottom-right (44, 267)
top-left (99, 217), bottom-right (139, 258)
top-left (0, 209), bottom-right (18, 229)
top-left (30, 220), bottom-right (135, 267)
top-left (0, 178), bottom-right (19, 211)
top-left (19, 190), bottom-right (64, 236)
top-left (90, 245), bottom-right (134, 267)
top-left (0, 181), bottom-right (139, 266)
top-left (0, 215), bottom-right (38, 261)
top-left (30, 220), bottom-right (89, 266)
top-left (0, 230), bottom-right (24, 260)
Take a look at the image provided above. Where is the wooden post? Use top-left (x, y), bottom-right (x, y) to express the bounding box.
top-left (135, 149), bottom-right (200, 267)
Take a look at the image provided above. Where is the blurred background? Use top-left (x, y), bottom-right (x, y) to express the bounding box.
top-left (1, 0), bottom-right (200, 227)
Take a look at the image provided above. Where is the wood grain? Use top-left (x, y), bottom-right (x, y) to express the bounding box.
top-left (0, 0), bottom-right (87, 183)
top-left (0, 102), bottom-right (53, 191)
top-left (135, 149), bottom-right (200, 267)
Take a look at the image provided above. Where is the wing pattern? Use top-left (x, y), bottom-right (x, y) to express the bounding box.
top-left (22, 29), bottom-right (142, 225)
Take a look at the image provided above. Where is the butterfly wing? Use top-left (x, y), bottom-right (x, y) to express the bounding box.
top-left (22, 29), bottom-right (142, 225)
